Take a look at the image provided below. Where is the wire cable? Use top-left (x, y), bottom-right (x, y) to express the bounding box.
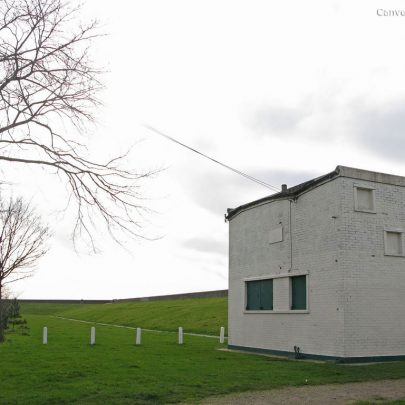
top-left (143, 125), bottom-right (280, 192)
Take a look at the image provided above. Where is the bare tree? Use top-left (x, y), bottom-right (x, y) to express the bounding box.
top-left (0, 197), bottom-right (49, 342)
top-left (0, 0), bottom-right (155, 248)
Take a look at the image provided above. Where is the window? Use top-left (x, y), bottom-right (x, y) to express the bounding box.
top-left (384, 230), bottom-right (404, 256)
top-left (246, 279), bottom-right (273, 310)
top-left (291, 275), bottom-right (306, 310)
top-left (354, 186), bottom-right (375, 212)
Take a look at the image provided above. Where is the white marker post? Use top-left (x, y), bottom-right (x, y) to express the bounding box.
top-left (178, 327), bottom-right (183, 345)
top-left (90, 326), bottom-right (96, 345)
top-left (43, 327), bottom-right (48, 345)
top-left (136, 327), bottom-right (141, 345)
top-left (220, 326), bottom-right (225, 344)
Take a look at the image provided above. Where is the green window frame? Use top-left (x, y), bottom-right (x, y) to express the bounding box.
top-left (246, 279), bottom-right (273, 310)
top-left (291, 275), bottom-right (307, 310)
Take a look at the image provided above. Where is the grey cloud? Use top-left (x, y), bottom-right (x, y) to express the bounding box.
top-left (251, 169), bottom-right (320, 190)
top-left (355, 103), bottom-right (405, 161)
top-left (250, 106), bottom-right (307, 135)
top-left (201, 266), bottom-right (227, 281)
top-left (183, 237), bottom-right (227, 256)
top-left (178, 165), bottom-right (319, 216)
top-left (179, 166), bottom-right (263, 216)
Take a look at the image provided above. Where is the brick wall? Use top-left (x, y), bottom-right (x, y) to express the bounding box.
top-left (228, 174), bottom-right (405, 359)
top-left (229, 178), bottom-right (344, 357)
top-left (339, 177), bottom-right (405, 357)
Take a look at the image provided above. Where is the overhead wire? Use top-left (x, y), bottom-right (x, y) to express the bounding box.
top-left (143, 125), bottom-right (280, 192)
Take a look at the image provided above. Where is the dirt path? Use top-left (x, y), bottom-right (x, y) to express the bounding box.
top-left (196, 379), bottom-right (405, 404)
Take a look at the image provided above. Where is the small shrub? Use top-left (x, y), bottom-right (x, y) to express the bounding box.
top-left (2, 299), bottom-right (29, 337)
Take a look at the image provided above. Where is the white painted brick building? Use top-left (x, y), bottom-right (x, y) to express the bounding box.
top-left (226, 166), bottom-right (405, 362)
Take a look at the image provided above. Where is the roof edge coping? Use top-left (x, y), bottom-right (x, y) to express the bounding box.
top-left (337, 165), bottom-right (405, 187)
top-left (226, 165), bottom-right (405, 221)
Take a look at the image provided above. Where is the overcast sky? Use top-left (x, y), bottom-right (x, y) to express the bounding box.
top-left (9, 0), bottom-right (405, 299)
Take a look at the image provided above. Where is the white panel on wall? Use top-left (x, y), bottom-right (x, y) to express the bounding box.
top-left (357, 188), bottom-right (374, 211)
top-left (385, 231), bottom-right (403, 255)
top-left (269, 226), bottom-right (283, 244)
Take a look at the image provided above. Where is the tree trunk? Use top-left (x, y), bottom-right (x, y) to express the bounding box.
top-left (0, 281), bottom-right (4, 342)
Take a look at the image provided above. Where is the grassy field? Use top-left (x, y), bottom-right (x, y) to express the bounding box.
top-left (355, 402), bottom-right (405, 405)
top-left (20, 297), bottom-right (228, 335)
top-left (0, 299), bottom-right (404, 404)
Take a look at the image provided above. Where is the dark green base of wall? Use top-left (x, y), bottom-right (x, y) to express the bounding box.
top-left (228, 345), bottom-right (405, 364)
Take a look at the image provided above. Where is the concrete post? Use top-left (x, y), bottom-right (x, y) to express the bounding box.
top-left (136, 327), bottom-right (141, 345)
top-left (43, 327), bottom-right (47, 345)
top-left (178, 327), bottom-right (183, 345)
top-left (90, 326), bottom-right (96, 345)
top-left (220, 326), bottom-right (225, 344)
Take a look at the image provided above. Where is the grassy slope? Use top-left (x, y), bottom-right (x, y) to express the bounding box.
top-left (20, 303), bottom-right (93, 315)
top-left (2, 314), bottom-right (405, 405)
top-left (21, 297), bottom-right (228, 335)
top-left (355, 402), bottom-right (405, 405)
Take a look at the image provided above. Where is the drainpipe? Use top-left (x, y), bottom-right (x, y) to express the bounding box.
top-left (288, 198), bottom-right (293, 272)
top-left (282, 184), bottom-right (294, 272)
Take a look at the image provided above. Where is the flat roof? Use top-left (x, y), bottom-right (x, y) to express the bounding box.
top-left (226, 165), bottom-right (405, 221)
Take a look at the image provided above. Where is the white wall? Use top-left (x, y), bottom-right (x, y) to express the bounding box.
top-left (229, 172), bottom-right (405, 359)
top-left (340, 177), bottom-right (405, 357)
top-left (228, 178), bottom-right (345, 358)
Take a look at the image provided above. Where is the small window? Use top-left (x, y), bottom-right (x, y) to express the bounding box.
top-left (246, 279), bottom-right (273, 310)
top-left (384, 230), bottom-right (404, 256)
top-left (354, 186), bottom-right (375, 212)
top-left (291, 275), bottom-right (306, 310)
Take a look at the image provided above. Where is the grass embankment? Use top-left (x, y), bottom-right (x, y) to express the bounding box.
top-left (21, 297), bottom-right (228, 335)
top-left (0, 299), bottom-right (403, 404)
top-left (356, 402), bottom-right (405, 405)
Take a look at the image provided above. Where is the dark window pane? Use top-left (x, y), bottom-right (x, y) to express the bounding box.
top-left (260, 279), bottom-right (273, 310)
top-left (291, 275), bottom-right (306, 310)
top-left (246, 280), bottom-right (261, 310)
top-left (246, 279), bottom-right (273, 310)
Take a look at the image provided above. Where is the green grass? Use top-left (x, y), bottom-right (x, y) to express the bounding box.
top-left (20, 297), bottom-right (228, 335)
top-left (19, 302), bottom-right (92, 315)
top-left (1, 300), bottom-right (404, 404)
top-left (354, 401), bottom-right (405, 405)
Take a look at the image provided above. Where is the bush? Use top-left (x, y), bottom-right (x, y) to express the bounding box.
top-left (0, 299), bottom-right (29, 341)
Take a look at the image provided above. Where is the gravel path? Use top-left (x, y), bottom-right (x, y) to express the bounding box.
top-left (196, 379), bottom-right (405, 404)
